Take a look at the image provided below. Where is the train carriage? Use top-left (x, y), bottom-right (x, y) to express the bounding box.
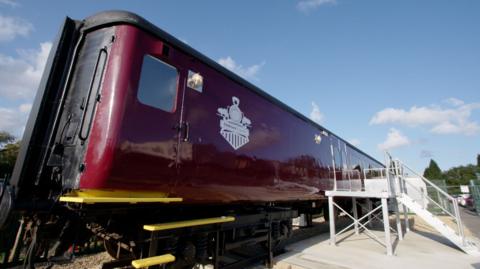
top-left (0, 11), bottom-right (384, 268)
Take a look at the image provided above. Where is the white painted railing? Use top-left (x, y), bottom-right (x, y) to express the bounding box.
top-left (328, 156), bottom-right (466, 247)
top-left (394, 159), bottom-right (466, 246)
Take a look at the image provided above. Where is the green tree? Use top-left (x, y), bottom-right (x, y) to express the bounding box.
top-left (443, 164), bottom-right (478, 187)
top-left (423, 156), bottom-right (480, 194)
top-left (423, 159), bottom-right (443, 180)
top-left (0, 131), bottom-right (19, 178)
top-left (0, 131), bottom-right (15, 147)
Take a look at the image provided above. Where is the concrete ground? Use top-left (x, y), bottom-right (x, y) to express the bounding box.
top-left (272, 216), bottom-right (480, 269)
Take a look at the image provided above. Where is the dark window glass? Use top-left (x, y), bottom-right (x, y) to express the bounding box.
top-left (137, 55), bottom-right (178, 112)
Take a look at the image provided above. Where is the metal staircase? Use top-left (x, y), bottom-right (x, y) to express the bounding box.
top-left (326, 153), bottom-right (480, 256)
top-left (393, 159), bottom-right (480, 255)
top-left (397, 194), bottom-right (478, 254)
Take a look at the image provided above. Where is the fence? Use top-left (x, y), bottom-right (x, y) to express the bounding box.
top-left (470, 180), bottom-right (480, 215)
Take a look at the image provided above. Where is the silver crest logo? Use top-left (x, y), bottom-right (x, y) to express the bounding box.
top-left (217, 97), bottom-right (251, 150)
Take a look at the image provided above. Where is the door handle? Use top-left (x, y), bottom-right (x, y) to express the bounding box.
top-left (182, 121), bottom-right (190, 142)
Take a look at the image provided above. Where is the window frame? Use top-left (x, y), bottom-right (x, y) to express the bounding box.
top-left (136, 54), bottom-right (180, 113)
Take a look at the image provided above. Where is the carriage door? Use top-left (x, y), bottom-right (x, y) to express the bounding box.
top-left (175, 69), bottom-right (247, 190)
top-left (128, 47), bottom-right (184, 189)
top-left (175, 70), bottom-right (220, 182)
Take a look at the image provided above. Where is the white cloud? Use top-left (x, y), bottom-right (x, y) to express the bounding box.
top-left (370, 99), bottom-right (480, 136)
top-left (310, 101), bottom-right (324, 124)
top-left (218, 56), bottom-right (265, 80)
top-left (0, 15), bottom-right (32, 42)
top-left (378, 128), bottom-right (410, 151)
top-left (19, 103), bottom-right (32, 113)
top-left (348, 138), bottom-right (360, 147)
top-left (444, 97), bottom-right (464, 107)
top-left (0, 0), bottom-right (19, 7)
top-left (0, 41), bottom-right (51, 136)
top-left (0, 103), bottom-right (31, 135)
top-left (297, 0), bottom-right (337, 13)
top-left (430, 120), bottom-right (479, 135)
top-left (0, 42), bottom-right (52, 100)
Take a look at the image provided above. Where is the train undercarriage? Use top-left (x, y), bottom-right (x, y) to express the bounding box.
top-left (0, 198), bottom-right (365, 269)
top-left (84, 204), bottom-right (297, 269)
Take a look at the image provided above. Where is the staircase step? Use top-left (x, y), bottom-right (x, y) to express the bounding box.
top-left (398, 195), bottom-right (480, 255)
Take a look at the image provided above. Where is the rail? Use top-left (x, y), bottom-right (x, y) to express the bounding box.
top-left (394, 159), bottom-right (466, 246)
top-left (328, 154), bottom-right (466, 247)
top-left (332, 167), bottom-right (397, 194)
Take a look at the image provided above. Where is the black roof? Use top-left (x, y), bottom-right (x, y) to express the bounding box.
top-left (81, 10), bottom-right (383, 167)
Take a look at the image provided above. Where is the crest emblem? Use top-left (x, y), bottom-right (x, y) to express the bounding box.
top-left (217, 97), bottom-right (251, 150)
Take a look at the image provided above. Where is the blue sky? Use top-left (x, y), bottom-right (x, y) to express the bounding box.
top-left (0, 0), bottom-right (479, 173)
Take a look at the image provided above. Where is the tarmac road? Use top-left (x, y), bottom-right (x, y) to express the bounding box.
top-left (460, 206), bottom-right (480, 240)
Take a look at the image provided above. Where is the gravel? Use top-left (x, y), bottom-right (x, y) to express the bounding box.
top-left (36, 252), bottom-right (113, 269)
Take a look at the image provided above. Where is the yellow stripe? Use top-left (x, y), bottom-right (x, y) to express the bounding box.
top-left (59, 189), bottom-right (182, 204)
top-left (131, 254), bottom-right (175, 268)
top-left (59, 196), bottom-right (182, 204)
top-left (64, 189), bottom-right (170, 198)
top-left (144, 216), bottom-right (235, 231)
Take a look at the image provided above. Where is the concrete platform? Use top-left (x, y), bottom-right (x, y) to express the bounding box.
top-left (274, 220), bottom-right (480, 269)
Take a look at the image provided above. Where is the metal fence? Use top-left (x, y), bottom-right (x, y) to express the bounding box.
top-left (427, 180), bottom-right (452, 215)
top-left (470, 180), bottom-right (480, 215)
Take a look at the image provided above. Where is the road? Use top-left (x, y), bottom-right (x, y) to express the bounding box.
top-left (459, 206), bottom-right (480, 240)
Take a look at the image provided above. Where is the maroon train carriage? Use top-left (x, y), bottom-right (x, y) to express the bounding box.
top-left (0, 11), bottom-right (384, 268)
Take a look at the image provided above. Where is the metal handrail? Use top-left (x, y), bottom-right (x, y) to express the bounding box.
top-left (401, 178), bottom-right (456, 219)
top-left (398, 161), bottom-right (455, 202)
top-left (336, 168), bottom-right (396, 192)
top-left (395, 159), bottom-right (465, 245)
top-left (399, 163), bottom-right (457, 214)
top-left (327, 152), bottom-right (466, 246)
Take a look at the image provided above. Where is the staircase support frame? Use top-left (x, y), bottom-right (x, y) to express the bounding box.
top-left (326, 191), bottom-right (402, 256)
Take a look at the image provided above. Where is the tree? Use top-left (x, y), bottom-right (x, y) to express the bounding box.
top-left (0, 131), bottom-right (15, 148)
top-left (443, 164), bottom-right (478, 187)
top-left (423, 159), bottom-right (443, 180)
top-left (0, 131), bottom-right (19, 178)
top-left (422, 156), bottom-right (480, 195)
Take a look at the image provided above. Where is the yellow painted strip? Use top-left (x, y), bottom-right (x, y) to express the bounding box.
top-left (59, 196), bottom-right (182, 204)
top-left (64, 189), bottom-right (170, 198)
top-left (144, 216), bottom-right (235, 231)
top-left (131, 254), bottom-right (175, 268)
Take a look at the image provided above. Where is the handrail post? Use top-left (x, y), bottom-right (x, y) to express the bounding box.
top-left (396, 160), bottom-right (409, 232)
top-left (386, 169), bottom-right (392, 195)
top-left (349, 171), bottom-right (352, 192)
top-left (363, 169), bottom-right (367, 191)
top-left (333, 167), bottom-right (337, 191)
top-left (453, 202), bottom-right (466, 246)
top-left (394, 160), bottom-right (401, 195)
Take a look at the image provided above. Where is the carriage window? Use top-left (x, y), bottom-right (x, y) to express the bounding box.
top-left (137, 55), bottom-right (178, 112)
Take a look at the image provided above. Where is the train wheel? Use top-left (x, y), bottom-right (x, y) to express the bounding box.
top-left (103, 239), bottom-right (134, 260)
